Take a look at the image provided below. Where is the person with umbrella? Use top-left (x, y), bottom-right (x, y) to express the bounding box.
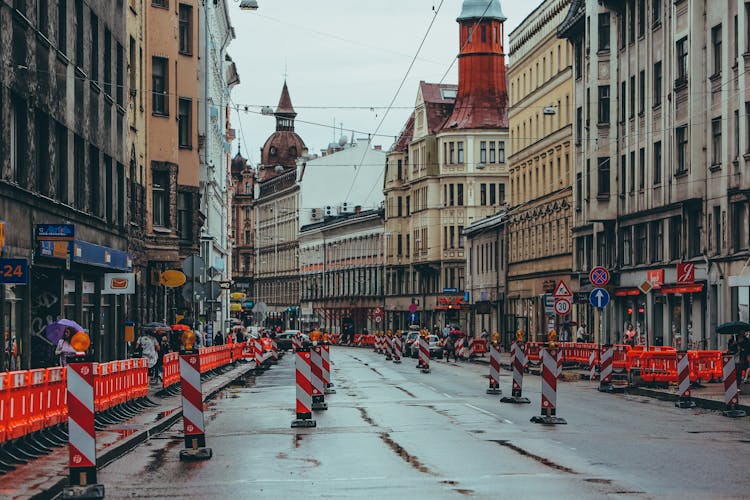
top-left (136, 330), bottom-right (160, 383)
top-left (54, 327), bottom-right (78, 366)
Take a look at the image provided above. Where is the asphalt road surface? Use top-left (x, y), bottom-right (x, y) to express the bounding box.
top-left (96, 347), bottom-right (750, 499)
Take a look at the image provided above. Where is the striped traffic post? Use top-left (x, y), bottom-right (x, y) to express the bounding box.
top-left (271, 338), bottom-right (279, 363)
top-left (675, 351), bottom-right (696, 408)
top-left (64, 361), bottom-right (105, 498)
top-left (292, 335), bottom-right (302, 353)
top-left (385, 335), bottom-right (393, 361)
top-left (501, 341), bottom-right (530, 404)
top-left (392, 335), bottom-right (402, 364)
top-left (179, 349), bottom-right (212, 460)
top-left (310, 346), bottom-right (328, 411)
top-left (454, 338), bottom-right (464, 360)
top-left (486, 343), bottom-right (502, 394)
top-left (588, 348), bottom-right (597, 380)
top-left (321, 343), bottom-right (335, 394)
top-left (419, 335), bottom-right (431, 373)
top-left (722, 354), bottom-right (746, 418)
top-left (531, 348), bottom-right (567, 425)
top-left (598, 345), bottom-right (614, 392)
top-left (292, 346), bottom-right (317, 427)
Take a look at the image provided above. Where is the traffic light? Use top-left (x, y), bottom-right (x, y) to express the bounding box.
top-left (627, 307), bottom-right (633, 315)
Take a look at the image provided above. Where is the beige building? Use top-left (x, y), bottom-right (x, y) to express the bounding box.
top-left (143, 0), bottom-right (202, 322)
top-left (558, 0), bottom-right (750, 350)
top-left (384, 0), bottom-right (510, 335)
top-left (506, 0), bottom-right (574, 341)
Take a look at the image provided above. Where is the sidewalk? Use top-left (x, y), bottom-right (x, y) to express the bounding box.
top-left (469, 351), bottom-right (750, 414)
top-left (0, 360), bottom-right (257, 500)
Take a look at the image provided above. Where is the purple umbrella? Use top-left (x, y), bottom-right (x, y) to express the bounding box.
top-left (45, 319), bottom-right (85, 345)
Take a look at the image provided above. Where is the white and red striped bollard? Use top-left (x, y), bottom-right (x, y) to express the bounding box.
top-left (501, 341), bottom-right (530, 404)
top-left (392, 335), bottom-right (402, 363)
top-left (310, 346), bottom-right (328, 411)
top-left (419, 336), bottom-right (430, 373)
top-left (487, 343), bottom-right (502, 394)
top-left (530, 348), bottom-right (566, 424)
top-left (598, 345), bottom-right (614, 392)
top-left (722, 354), bottom-right (746, 418)
top-left (385, 335), bottom-right (393, 360)
top-left (322, 343), bottom-right (335, 394)
top-left (271, 338), bottom-right (279, 363)
top-left (65, 361), bottom-right (104, 498)
top-left (291, 347), bottom-right (316, 427)
top-left (675, 351), bottom-right (695, 408)
top-left (292, 335), bottom-right (302, 353)
top-left (454, 338), bottom-right (464, 360)
top-left (588, 349), bottom-right (597, 380)
top-left (254, 338), bottom-right (264, 371)
top-left (179, 349), bottom-right (212, 460)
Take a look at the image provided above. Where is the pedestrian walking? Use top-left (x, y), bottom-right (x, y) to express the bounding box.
top-left (213, 330), bottom-right (224, 345)
top-left (576, 323), bottom-right (587, 342)
top-left (55, 327), bottom-right (78, 366)
top-left (136, 332), bottom-right (160, 383)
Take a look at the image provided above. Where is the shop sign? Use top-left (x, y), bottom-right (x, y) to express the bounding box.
top-left (437, 296), bottom-right (466, 310)
top-left (38, 241), bottom-right (70, 259)
top-left (0, 258), bottom-right (28, 284)
top-left (35, 224), bottom-right (75, 241)
top-left (102, 273), bottom-right (135, 295)
top-left (646, 269), bottom-right (664, 288)
top-left (676, 263), bottom-right (695, 284)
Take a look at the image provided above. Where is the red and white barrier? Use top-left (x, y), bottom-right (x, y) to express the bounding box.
top-left (271, 338), bottom-right (279, 362)
top-left (310, 346), bottom-right (328, 411)
top-left (292, 348), bottom-right (316, 427)
top-left (254, 338), bottom-right (264, 369)
top-left (321, 344), bottom-right (335, 394)
top-left (722, 355), bottom-right (746, 418)
top-left (419, 336), bottom-right (430, 373)
top-left (598, 346), bottom-right (614, 392)
top-left (454, 339), bottom-right (464, 360)
top-left (675, 352), bottom-right (695, 408)
top-left (487, 344), bottom-right (502, 394)
top-left (588, 350), bottom-right (597, 380)
top-left (65, 361), bottom-right (103, 495)
top-left (501, 341), bottom-right (530, 404)
top-left (531, 348), bottom-right (566, 425)
top-left (292, 335), bottom-right (302, 352)
top-left (392, 336), bottom-right (402, 364)
top-left (385, 335), bottom-right (393, 360)
top-left (179, 351), bottom-right (212, 460)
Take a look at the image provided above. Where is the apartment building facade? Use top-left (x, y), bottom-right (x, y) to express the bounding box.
top-left (506, 0), bottom-right (575, 341)
top-left (559, 0), bottom-right (750, 349)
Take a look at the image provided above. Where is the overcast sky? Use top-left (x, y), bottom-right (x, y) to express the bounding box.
top-left (226, 0), bottom-right (540, 165)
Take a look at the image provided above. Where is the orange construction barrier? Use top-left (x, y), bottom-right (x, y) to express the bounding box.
top-left (689, 350), bottom-right (723, 382)
top-left (27, 369), bottom-right (47, 433)
top-left (0, 371), bottom-right (8, 443)
top-left (45, 367), bottom-right (66, 428)
top-left (612, 344), bottom-right (632, 372)
top-left (162, 352), bottom-right (180, 388)
top-left (6, 371), bottom-right (30, 440)
top-left (472, 338), bottom-right (488, 355)
top-left (525, 342), bottom-right (543, 364)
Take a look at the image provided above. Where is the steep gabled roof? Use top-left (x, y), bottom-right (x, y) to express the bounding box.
top-left (392, 112), bottom-right (415, 152)
top-left (420, 81), bottom-right (458, 134)
top-left (276, 80), bottom-right (296, 116)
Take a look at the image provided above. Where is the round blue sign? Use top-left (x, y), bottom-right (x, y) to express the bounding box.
top-left (589, 288), bottom-right (610, 309)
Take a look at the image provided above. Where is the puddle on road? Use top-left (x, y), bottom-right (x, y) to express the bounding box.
top-left (294, 434), bottom-right (304, 448)
top-left (379, 432), bottom-right (435, 476)
top-left (489, 440), bottom-right (577, 474)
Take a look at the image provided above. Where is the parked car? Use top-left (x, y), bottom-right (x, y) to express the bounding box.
top-left (404, 331), bottom-right (420, 355)
top-left (409, 335), bottom-right (443, 359)
top-left (276, 330), bottom-right (308, 350)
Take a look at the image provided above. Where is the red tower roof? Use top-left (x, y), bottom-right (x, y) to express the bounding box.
top-left (276, 80), bottom-right (296, 116)
top-left (441, 8), bottom-right (509, 131)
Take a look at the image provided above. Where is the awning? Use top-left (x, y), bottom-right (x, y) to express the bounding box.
top-left (660, 284), bottom-right (704, 294)
top-left (614, 288), bottom-right (641, 297)
top-left (72, 241), bottom-right (133, 271)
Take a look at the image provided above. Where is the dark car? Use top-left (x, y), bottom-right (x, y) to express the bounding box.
top-left (275, 330), bottom-right (309, 350)
top-left (409, 335), bottom-right (443, 359)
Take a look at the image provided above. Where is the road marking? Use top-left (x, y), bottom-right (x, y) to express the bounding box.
top-left (503, 419), bottom-right (514, 425)
top-left (464, 403), bottom-right (495, 417)
top-left (443, 393), bottom-right (453, 398)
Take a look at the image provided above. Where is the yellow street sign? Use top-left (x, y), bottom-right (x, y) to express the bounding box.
top-left (160, 269), bottom-right (187, 288)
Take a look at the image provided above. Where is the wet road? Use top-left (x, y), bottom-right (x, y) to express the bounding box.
top-left (97, 347), bottom-right (750, 499)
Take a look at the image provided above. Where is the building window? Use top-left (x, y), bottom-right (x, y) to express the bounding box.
top-left (619, 81), bottom-right (626, 122)
top-left (179, 4), bottom-right (192, 55)
top-left (480, 183), bottom-right (487, 205)
top-left (713, 206), bottom-right (722, 254)
top-left (676, 125), bottom-right (688, 173)
top-left (628, 0), bottom-right (635, 42)
top-left (90, 13), bottom-right (98, 83)
top-left (89, 146), bottom-right (100, 216)
top-left (687, 206), bottom-right (702, 258)
top-left (712, 117), bottom-right (722, 166)
top-left (116, 43), bottom-right (124, 106)
top-left (598, 13), bottom-right (610, 52)
top-left (597, 156), bottom-right (610, 196)
top-left (104, 155), bottom-right (113, 222)
top-left (635, 224), bottom-right (647, 264)
top-left (574, 41), bottom-right (582, 79)
top-left (598, 85), bottom-right (610, 124)
top-left (621, 226), bottom-right (632, 266)
top-left (576, 173), bottom-right (582, 210)
top-left (152, 57), bottom-right (168, 115)
top-left (35, 111), bottom-right (50, 195)
top-left (489, 141), bottom-right (496, 163)
top-left (490, 183), bottom-right (497, 205)
top-left (637, 0), bottom-right (645, 37)
top-left (676, 37), bottom-right (688, 85)
top-left (57, 0), bottom-right (66, 54)
top-left (457, 142), bottom-right (464, 164)
top-left (153, 0), bottom-right (167, 7)
top-left (152, 170), bottom-right (169, 227)
top-left (638, 70), bottom-right (645, 115)
top-left (639, 148), bottom-right (645, 190)
top-left (620, 155), bottom-right (627, 197)
top-left (650, 221), bottom-right (663, 262)
top-left (74, 135), bottom-right (85, 210)
top-left (618, 12), bottom-right (626, 49)
top-left (457, 184), bottom-right (464, 206)
top-left (177, 192), bottom-right (191, 240)
top-left (732, 202), bottom-right (747, 251)
top-left (712, 24), bottom-right (722, 76)
top-left (735, 109), bottom-right (740, 159)
top-left (56, 123), bottom-right (68, 203)
top-left (458, 226), bottom-right (464, 248)
top-left (629, 151), bottom-right (635, 193)
top-left (653, 141), bottom-right (662, 185)
top-left (629, 75), bottom-right (635, 119)
top-left (103, 28), bottom-right (111, 96)
top-left (498, 141), bottom-right (505, 163)
top-left (669, 216), bottom-right (682, 260)
top-left (576, 106), bottom-right (582, 142)
top-left (75, 0), bottom-right (83, 66)
top-left (449, 142), bottom-right (455, 164)
top-left (652, 0), bottom-right (661, 26)
top-left (653, 61), bottom-right (662, 107)
top-left (479, 141), bottom-right (486, 163)
top-left (178, 98), bottom-right (192, 148)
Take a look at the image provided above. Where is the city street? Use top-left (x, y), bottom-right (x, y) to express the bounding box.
top-left (96, 347), bottom-right (750, 499)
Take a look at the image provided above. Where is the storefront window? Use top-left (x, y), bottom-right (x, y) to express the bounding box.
top-left (82, 280), bottom-right (96, 333)
top-left (64, 279), bottom-right (76, 321)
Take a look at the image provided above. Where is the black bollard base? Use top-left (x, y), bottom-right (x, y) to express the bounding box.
top-left (61, 484), bottom-right (105, 499)
top-left (500, 395), bottom-right (530, 404)
top-left (675, 398), bottom-right (696, 409)
top-left (486, 387), bottom-right (502, 395)
top-left (530, 415), bottom-right (567, 425)
top-left (291, 419), bottom-right (317, 428)
top-left (179, 447), bottom-right (213, 461)
top-left (723, 408), bottom-right (747, 418)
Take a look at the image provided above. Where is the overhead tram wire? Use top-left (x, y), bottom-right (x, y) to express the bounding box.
top-left (341, 0), bottom-right (446, 205)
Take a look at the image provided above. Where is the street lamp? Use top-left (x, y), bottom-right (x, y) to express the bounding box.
top-left (239, 0), bottom-right (259, 10)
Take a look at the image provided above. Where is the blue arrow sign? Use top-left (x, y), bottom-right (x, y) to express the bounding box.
top-left (408, 313), bottom-right (419, 323)
top-left (589, 288), bottom-right (610, 309)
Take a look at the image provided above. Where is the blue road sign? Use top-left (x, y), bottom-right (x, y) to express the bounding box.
top-left (589, 288), bottom-right (610, 309)
top-left (0, 258), bottom-right (29, 284)
top-left (408, 312), bottom-right (419, 324)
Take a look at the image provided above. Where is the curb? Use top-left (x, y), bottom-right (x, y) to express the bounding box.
top-left (34, 362), bottom-right (255, 500)
top-left (626, 386), bottom-right (750, 414)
